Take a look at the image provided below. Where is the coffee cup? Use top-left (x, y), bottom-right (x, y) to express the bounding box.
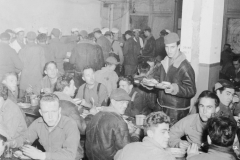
top-left (135, 115), bottom-right (146, 126)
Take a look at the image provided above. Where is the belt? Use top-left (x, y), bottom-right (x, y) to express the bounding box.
top-left (157, 99), bottom-right (191, 111)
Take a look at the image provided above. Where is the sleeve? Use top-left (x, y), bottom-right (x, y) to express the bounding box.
top-left (172, 66), bottom-right (196, 98)
top-left (69, 47), bottom-right (76, 64)
top-left (4, 110), bottom-right (24, 140)
top-left (123, 41), bottom-right (129, 56)
top-left (114, 121), bottom-right (131, 151)
top-left (14, 120), bottom-right (39, 148)
top-left (45, 120), bottom-right (80, 160)
top-left (69, 110), bottom-right (86, 135)
top-left (97, 84), bottom-right (109, 107)
top-left (10, 49), bottom-right (23, 73)
top-left (168, 117), bottom-right (188, 148)
top-left (142, 39), bottom-right (155, 56)
top-left (130, 93), bottom-right (144, 116)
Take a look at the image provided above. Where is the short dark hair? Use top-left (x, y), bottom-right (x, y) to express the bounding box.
top-left (125, 30), bottom-right (132, 36)
top-left (195, 90), bottom-right (220, 109)
top-left (40, 93), bottom-right (59, 104)
top-left (160, 30), bottom-right (168, 36)
top-left (94, 30), bottom-right (102, 34)
top-left (44, 61), bottom-right (57, 71)
top-left (0, 83), bottom-right (8, 100)
top-left (145, 111), bottom-right (170, 130)
top-left (37, 33), bottom-right (48, 43)
top-left (138, 62), bottom-right (150, 74)
top-left (83, 66), bottom-right (95, 73)
top-left (233, 56), bottom-right (240, 63)
top-left (119, 75), bottom-right (134, 85)
top-left (207, 116), bottom-right (237, 147)
top-left (144, 28), bottom-right (151, 33)
top-left (225, 44), bottom-right (231, 48)
top-left (55, 74), bottom-right (74, 92)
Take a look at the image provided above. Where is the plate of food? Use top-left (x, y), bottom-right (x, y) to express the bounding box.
top-left (14, 150), bottom-right (31, 159)
top-left (142, 78), bottom-right (159, 87)
top-left (18, 103), bottom-right (31, 109)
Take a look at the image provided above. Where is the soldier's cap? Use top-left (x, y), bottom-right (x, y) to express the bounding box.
top-left (111, 28), bottom-right (119, 34)
top-left (26, 31), bottom-right (37, 40)
top-left (93, 28), bottom-right (101, 33)
top-left (110, 88), bottom-right (131, 101)
top-left (101, 28), bottom-right (110, 35)
top-left (38, 27), bottom-right (48, 34)
top-left (51, 28), bottom-right (61, 37)
top-left (214, 79), bottom-right (234, 91)
top-left (79, 30), bottom-right (88, 37)
top-left (71, 28), bottom-right (79, 32)
top-left (104, 31), bottom-right (112, 36)
top-left (164, 32), bottom-right (180, 44)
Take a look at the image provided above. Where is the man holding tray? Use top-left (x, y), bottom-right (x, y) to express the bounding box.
top-left (152, 32), bottom-right (196, 124)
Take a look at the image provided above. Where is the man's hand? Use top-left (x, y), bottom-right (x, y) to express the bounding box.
top-left (187, 143), bottom-right (199, 158)
top-left (21, 145), bottom-right (46, 160)
top-left (140, 82), bottom-right (154, 90)
top-left (89, 106), bottom-right (98, 115)
top-left (235, 78), bottom-right (240, 82)
top-left (127, 121), bottom-right (138, 134)
top-left (155, 83), bottom-right (166, 89)
top-left (72, 98), bottom-right (82, 105)
top-left (179, 140), bottom-right (191, 151)
top-left (233, 95), bottom-right (240, 103)
top-left (164, 84), bottom-right (174, 94)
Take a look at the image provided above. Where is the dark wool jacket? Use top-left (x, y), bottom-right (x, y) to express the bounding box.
top-left (124, 87), bottom-right (152, 117)
top-left (142, 35), bottom-right (156, 57)
top-left (70, 40), bottom-right (104, 72)
top-left (123, 37), bottom-right (140, 66)
top-left (85, 107), bottom-right (130, 160)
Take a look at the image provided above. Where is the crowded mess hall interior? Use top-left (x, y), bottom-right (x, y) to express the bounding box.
top-left (1, 0), bottom-right (240, 160)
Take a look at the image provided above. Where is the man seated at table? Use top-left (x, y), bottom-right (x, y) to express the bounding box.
top-left (114, 111), bottom-right (175, 160)
top-left (86, 88), bottom-right (131, 160)
top-left (9, 94), bottom-right (80, 160)
top-left (187, 116), bottom-right (237, 160)
top-left (2, 72), bottom-right (19, 103)
top-left (169, 90), bottom-right (220, 150)
top-left (119, 75), bottom-right (151, 117)
top-left (54, 74), bottom-right (86, 159)
top-left (54, 74), bottom-right (86, 134)
top-left (27, 61), bottom-right (60, 95)
top-left (76, 66), bottom-right (108, 108)
top-left (94, 56), bottom-right (119, 96)
top-left (214, 79), bottom-right (236, 122)
top-left (0, 83), bottom-right (27, 140)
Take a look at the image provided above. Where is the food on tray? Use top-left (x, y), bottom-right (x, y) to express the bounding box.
top-left (142, 78), bottom-right (159, 86)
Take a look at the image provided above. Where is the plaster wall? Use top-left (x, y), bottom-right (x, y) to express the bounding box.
top-left (101, 0), bottom-right (175, 38)
top-left (0, 0), bottom-right (101, 34)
